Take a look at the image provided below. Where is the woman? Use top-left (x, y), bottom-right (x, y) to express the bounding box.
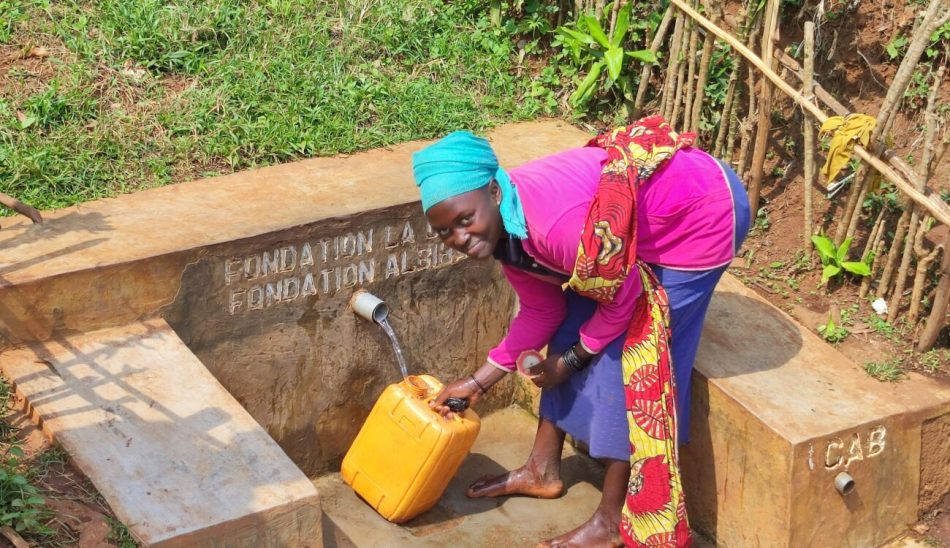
top-left (412, 118), bottom-right (750, 548)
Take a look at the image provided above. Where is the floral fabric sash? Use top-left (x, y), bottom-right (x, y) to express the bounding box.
top-left (568, 116), bottom-right (694, 547)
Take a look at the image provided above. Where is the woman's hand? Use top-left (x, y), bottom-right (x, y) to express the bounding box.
top-left (530, 353), bottom-right (572, 389)
top-left (430, 376), bottom-right (482, 418)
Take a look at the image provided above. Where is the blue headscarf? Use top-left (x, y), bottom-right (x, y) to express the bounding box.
top-left (411, 131), bottom-right (527, 239)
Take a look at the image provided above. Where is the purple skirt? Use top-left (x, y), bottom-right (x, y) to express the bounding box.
top-left (539, 159), bottom-right (750, 461)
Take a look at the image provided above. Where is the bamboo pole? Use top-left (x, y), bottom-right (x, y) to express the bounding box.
top-left (659, 12), bottom-right (685, 120)
top-left (878, 211), bottom-right (912, 298)
top-left (726, 7), bottom-right (762, 162)
top-left (746, 0), bottom-right (781, 216)
top-left (608, 0), bottom-right (623, 40)
top-left (670, 21), bottom-right (690, 125)
top-left (724, 98), bottom-right (741, 160)
top-left (886, 65), bottom-right (943, 319)
top-left (714, 62), bottom-right (739, 155)
top-left (666, 0), bottom-right (950, 227)
top-left (888, 210), bottom-right (921, 320)
top-left (906, 66), bottom-right (945, 325)
top-left (918, 231), bottom-right (950, 352)
top-left (690, 28), bottom-right (715, 135)
top-left (844, 183), bottom-right (869, 246)
top-left (834, 0), bottom-right (950, 244)
top-left (737, 64), bottom-right (756, 179)
top-left (802, 21), bottom-right (816, 256)
top-left (684, 18), bottom-right (699, 129)
top-left (909, 219), bottom-right (940, 325)
top-left (633, 6), bottom-right (675, 118)
top-left (859, 210), bottom-right (888, 299)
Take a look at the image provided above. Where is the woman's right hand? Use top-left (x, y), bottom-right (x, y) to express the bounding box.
top-left (430, 376), bottom-right (482, 418)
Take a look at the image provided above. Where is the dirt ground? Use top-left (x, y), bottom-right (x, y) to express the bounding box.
top-left (0, 394), bottom-right (127, 548)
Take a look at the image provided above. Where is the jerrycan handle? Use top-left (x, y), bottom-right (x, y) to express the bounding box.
top-left (444, 397), bottom-right (469, 413)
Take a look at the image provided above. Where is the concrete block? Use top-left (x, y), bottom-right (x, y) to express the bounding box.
top-left (0, 319), bottom-right (321, 546)
top-left (0, 120), bottom-right (591, 475)
top-left (683, 274), bottom-right (950, 547)
top-left (315, 407), bottom-right (606, 547)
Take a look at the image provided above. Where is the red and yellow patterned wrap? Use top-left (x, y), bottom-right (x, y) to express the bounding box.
top-left (568, 116), bottom-right (694, 547)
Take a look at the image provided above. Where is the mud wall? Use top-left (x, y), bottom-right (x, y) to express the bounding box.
top-left (163, 203), bottom-right (518, 476)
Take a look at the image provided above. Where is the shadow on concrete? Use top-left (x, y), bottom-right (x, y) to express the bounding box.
top-left (0, 238), bottom-right (107, 277)
top-left (0, 211), bottom-right (111, 254)
top-left (4, 321), bottom-right (317, 544)
top-left (694, 290), bottom-right (805, 379)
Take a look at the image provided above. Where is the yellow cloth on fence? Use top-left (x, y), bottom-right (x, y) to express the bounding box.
top-left (819, 114), bottom-right (876, 186)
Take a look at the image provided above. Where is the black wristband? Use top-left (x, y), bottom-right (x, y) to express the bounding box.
top-left (469, 374), bottom-right (487, 394)
top-left (562, 344), bottom-right (591, 372)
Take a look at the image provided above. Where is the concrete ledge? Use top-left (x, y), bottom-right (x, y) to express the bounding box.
top-left (0, 120), bottom-right (593, 475)
top-left (683, 274), bottom-right (950, 547)
top-left (0, 319), bottom-right (321, 546)
top-left (0, 120), bottom-right (588, 345)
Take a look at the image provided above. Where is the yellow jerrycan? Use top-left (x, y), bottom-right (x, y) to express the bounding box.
top-left (341, 374), bottom-right (480, 523)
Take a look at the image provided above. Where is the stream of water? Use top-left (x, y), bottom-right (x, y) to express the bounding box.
top-left (377, 317), bottom-right (409, 380)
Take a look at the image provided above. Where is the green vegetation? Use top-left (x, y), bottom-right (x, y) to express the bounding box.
top-left (817, 314), bottom-right (849, 344)
top-left (863, 359), bottom-right (906, 382)
top-left (107, 515), bottom-right (139, 548)
top-left (1, 0), bottom-right (543, 211)
top-left (0, 378), bottom-right (52, 539)
top-left (554, 2), bottom-right (655, 111)
top-left (920, 349), bottom-right (948, 374)
top-left (811, 234), bottom-right (871, 285)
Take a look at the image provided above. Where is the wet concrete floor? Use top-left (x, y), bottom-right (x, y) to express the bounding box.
top-left (317, 406), bottom-right (612, 547)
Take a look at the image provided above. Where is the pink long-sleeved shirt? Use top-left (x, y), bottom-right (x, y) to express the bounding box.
top-left (487, 146), bottom-right (738, 370)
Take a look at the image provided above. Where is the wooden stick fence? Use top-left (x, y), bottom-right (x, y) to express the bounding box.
top-left (667, 0), bottom-right (950, 227)
top-left (662, 0), bottom-right (949, 350)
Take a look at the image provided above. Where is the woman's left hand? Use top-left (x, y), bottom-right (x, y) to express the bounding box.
top-left (530, 353), bottom-right (572, 389)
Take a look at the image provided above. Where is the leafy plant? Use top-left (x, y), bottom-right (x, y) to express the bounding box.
top-left (925, 19), bottom-right (949, 59)
top-left (818, 314), bottom-right (849, 344)
top-left (554, 2), bottom-right (656, 110)
top-left (0, 379), bottom-right (51, 538)
top-left (885, 34), bottom-right (907, 59)
top-left (904, 65), bottom-right (932, 106)
top-left (754, 206), bottom-right (770, 230)
top-left (0, 462), bottom-right (50, 536)
top-left (811, 234), bottom-right (871, 285)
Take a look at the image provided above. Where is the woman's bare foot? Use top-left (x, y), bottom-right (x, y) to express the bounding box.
top-left (466, 462), bottom-right (563, 499)
top-left (536, 509), bottom-right (623, 548)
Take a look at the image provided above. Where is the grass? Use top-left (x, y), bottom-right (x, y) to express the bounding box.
top-left (1, 0), bottom-right (543, 212)
top-left (106, 515), bottom-right (138, 548)
top-left (864, 359), bottom-right (907, 382)
top-left (919, 349), bottom-right (948, 374)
